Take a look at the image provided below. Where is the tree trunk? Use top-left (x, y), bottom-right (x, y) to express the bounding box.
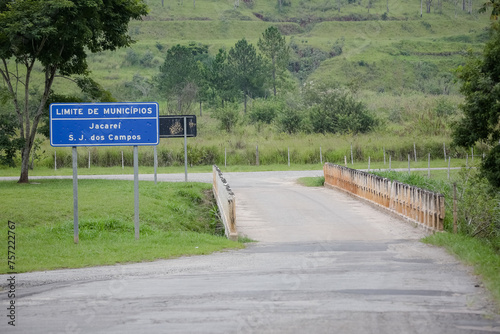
top-left (18, 146), bottom-right (31, 183)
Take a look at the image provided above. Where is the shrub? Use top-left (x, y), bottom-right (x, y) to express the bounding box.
top-left (305, 87), bottom-right (377, 134)
top-left (248, 98), bottom-right (283, 125)
top-left (124, 49), bottom-right (139, 66)
top-left (140, 50), bottom-right (155, 67)
top-left (211, 103), bottom-right (240, 132)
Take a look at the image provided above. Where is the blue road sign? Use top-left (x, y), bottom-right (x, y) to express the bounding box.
top-left (50, 102), bottom-right (159, 147)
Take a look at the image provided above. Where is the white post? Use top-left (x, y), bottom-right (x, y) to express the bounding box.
top-left (344, 156), bottom-right (347, 167)
top-left (389, 155), bottom-right (392, 171)
top-left (368, 156), bottom-right (371, 172)
top-left (448, 156), bottom-right (451, 180)
top-left (351, 143), bottom-right (353, 165)
top-left (383, 147), bottom-right (386, 165)
top-left (428, 153), bottom-right (431, 178)
top-left (288, 147), bottom-right (290, 167)
top-left (444, 142), bottom-right (447, 162)
top-left (408, 154), bottom-right (411, 174)
top-left (88, 150), bottom-right (91, 169)
top-left (256, 145), bottom-right (259, 166)
top-left (471, 147), bottom-right (474, 164)
top-left (121, 151), bottom-right (124, 169)
top-left (320, 146), bottom-right (323, 164)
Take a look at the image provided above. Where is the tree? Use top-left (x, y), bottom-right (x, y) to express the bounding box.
top-left (0, 0), bottom-right (148, 183)
top-left (156, 44), bottom-right (208, 114)
top-left (305, 85), bottom-right (377, 134)
top-left (227, 38), bottom-right (267, 113)
top-left (258, 26), bottom-right (290, 97)
top-left (202, 49), bottom-right (238, 108)
top-left (453, 23), bottom-right (500, 187)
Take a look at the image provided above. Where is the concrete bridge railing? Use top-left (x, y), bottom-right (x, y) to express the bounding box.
top-left (323, 163), bottom-right (445, 232)
top-left (212, 165), bottom-right (238, 241)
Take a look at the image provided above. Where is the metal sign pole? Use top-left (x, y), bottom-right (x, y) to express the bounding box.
top-left (154, 146), bottom-right (158, 185)
top-left (134, 146), bottom-right (140, 240)
top-left (184, 116), bottom-right (188, 182)
top-left (72, 146), bottom-right (79, 244)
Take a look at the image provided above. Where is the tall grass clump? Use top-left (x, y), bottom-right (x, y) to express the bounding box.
top-left (374, 167), bottom-right (500, 251)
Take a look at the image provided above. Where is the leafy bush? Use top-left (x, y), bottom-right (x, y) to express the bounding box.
top-left (305, 87), bottom-right (377, 134)
top-left (187, 145), bottom-right (221, 165)
top-left (248, 98), bottom-right (283, 125)
top-left (374, 168), bottom-right (500, 246)
top-left (140, 50), bottom-right (156, 67)
top-left (455, 167), bottom-right (500, 240)
top-left (482, 145), bottom-right (500, 189)
top-left (124, 49), bottom-right (139, 66)
top-left (211, 103), bottom-right (241, 132)
top-left (275, 107), bottom-right (304, 134)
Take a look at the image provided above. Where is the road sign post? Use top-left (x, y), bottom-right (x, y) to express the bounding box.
top-left (158, 115), bottom-right (197, 182)
top-left (50, 102), bottom-right (159, 242)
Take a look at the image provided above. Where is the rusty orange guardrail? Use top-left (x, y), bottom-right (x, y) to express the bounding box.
top-left (323, 163), bottom-right (444, 232)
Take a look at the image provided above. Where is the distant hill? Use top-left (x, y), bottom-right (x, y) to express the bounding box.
top-left (51, 0), bottom-right (492, 102)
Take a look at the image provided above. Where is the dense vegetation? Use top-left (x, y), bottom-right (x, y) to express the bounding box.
top-left (1, 0), bottom-right (494, 171)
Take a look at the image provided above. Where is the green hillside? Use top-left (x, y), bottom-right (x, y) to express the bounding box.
top-left (49, 0), bottom-right (489, 100)
top-left (3, 0), bottom-right (494, 172)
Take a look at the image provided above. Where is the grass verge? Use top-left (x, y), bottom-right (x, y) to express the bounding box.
top-left (0, 179), bottom-right (242, 273)
top-left (423, 232), bottom-right (500, 310)
top-left (297, 176), bottom-right (325, 187)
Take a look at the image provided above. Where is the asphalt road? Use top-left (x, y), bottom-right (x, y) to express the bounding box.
top-left (1, 170), bottom-right (499, 333)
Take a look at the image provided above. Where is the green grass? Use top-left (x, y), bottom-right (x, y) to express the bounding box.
top-left (297, 176), bottom-right (325, 187)
top-left (0, 179), bottom-right (242, 273)
top-left (423, 232), bottom-right (500, 309)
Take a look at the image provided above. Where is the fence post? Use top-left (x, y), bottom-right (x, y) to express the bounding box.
top-left (288, 147), bottom-right (290, 167)
top-left (453, 183), bottom-right (457, 234)
top-left (443, 142), bottom-right (447, 162)
top-left (344, 156), bottom-right (347, 167)
top-left (447, 157), bottom-right (451, 180)
top-left (472, 147), bottom-right (474, 164)
top-left (351, 143), bottom-right (353, 165)
top-left (320, 146), bottom-right (323, 164)
top-left (121, 151), bottom-right (124, 169)
top-left (389, 155), bottom-right (392, 171)
top-left (428, 153), bottom-right (430, 178)
top-left (88, 150), bottom-right (91, 169)
top-left (256, 145), bottom-right (259, 166)
top-left (383, 147), bottom-right (386, 165)
top-left (368, 156), bottom-right (371, 172)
